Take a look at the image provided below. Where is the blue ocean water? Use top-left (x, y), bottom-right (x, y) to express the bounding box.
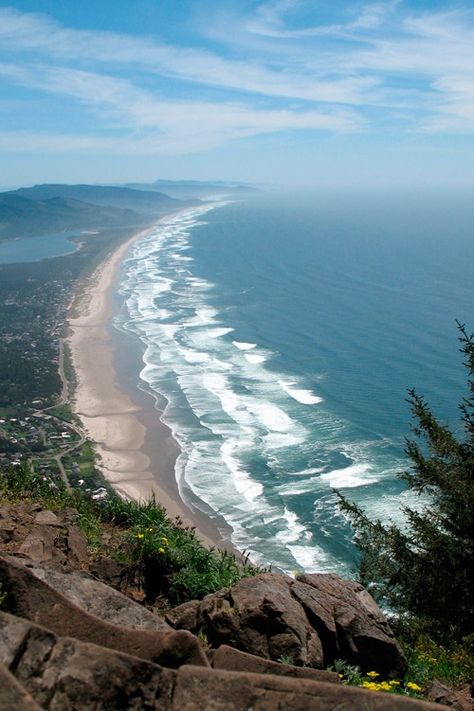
top-left (116, 191), bottom-right (473, 575)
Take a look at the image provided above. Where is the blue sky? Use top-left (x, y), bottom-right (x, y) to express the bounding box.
top-left (0, 0), bottom-right (473, 188)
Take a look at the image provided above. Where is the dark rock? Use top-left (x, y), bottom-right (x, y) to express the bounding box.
top-left (0, 663), bottom-right (41, 710)
top-left (11, 556), bottom-right (171, 632)
top-left (173, 664), bottom-right (442, 710)
top-left (0, 556), bottom-right (208, 669)
top-left (89, 555), bottom-right (126, 589)
top-left (428, 679), bottom-right (473, 710)
top-left (212, 644), bottom-right (340, 684)
top-left (297, 573), bottom-right (406, 676)
top-left (168, 573), bottom-right (323, 667)
top-left (0, 611), bottom-right (175, 710)
top-left (0, 611), bottom-right (441, 710)
top-left (168, 572), bottom-right (406, 677)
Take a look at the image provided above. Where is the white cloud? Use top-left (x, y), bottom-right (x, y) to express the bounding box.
top-left (0, 0), bottom-right (473, 155)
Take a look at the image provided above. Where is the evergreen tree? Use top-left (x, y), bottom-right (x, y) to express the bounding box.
top-left (339, 323), bottom-right (474, 641)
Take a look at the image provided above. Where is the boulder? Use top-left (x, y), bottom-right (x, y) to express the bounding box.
top-left (296, 573), bottom-right (406, 676)
top-left (173, 665), bottom-right (442, 710)
top-left (167, 573), bottom-right (323, 667)
top-left (0, 663), bottom-right (41, 710)
top-left (167, 572), bottom-right (406, 677)
top-left (0, 611), bottom-right (175, 710)
top-left (428, 679), bottom-right (473, 711)
top-left (211, 644), bottom-right (340, 684)
top-left (0, 556), bottom-right (208, 669)
top-left (0, 612), bottom-right (442, 710)
top-left (10, 556), bottom-right (170, 632)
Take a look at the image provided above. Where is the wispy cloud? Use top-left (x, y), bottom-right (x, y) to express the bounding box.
top-left (0, 1), bottom-right (473, 160)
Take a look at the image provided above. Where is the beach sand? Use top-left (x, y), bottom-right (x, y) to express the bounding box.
top-left (68, 217), bottom-right (229, 549)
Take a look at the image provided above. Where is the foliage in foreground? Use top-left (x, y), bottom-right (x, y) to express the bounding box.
top-left (0, 462), bottom-right (262, 605)
top-left (332, 630), bottom-right (474, 697)
top-left (339, 323), bottom-right (474, 643)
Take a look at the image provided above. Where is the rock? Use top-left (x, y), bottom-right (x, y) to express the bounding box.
top-left (18, 525), bottom-right (61, 563)
top-left (428, 679), bottom-right (473, 710)
top-left (10, 556), bottom-right (171, 632)
top-left (0, 663), bottom-right (41, 710)
top-left (0, 611), bottom-right (175, 710)
top-left (296, 573), bottom-right (406, 676)
top-left (173, 664), bottom-right (442, 710)
top-left (34, 510), bottom-right (63, 526)
top-left (0, 556), bottom-right (208, 669)
top-left (211, 644), bottom-right (340, 684)
top-left (0, 522), bottom-right (15, 543)
top-left (0, 612), bottom-right (441, 710)
top-left (168, 572), bottom-right (406, 677)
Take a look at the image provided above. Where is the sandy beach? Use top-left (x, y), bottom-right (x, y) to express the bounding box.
top-left (68, 217), bottom-right (227, 549)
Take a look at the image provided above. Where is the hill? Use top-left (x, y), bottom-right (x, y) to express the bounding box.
top-left (11, 183), bottom-right (182, 215)
top-left (0, 194), bottom-right (140, 241)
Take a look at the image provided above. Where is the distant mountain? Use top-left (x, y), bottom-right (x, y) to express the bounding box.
top-left (12, 184), bottom-right (182, 215)
top-left (0, 194), bottom-right (141, 241)
top-left (123, 179), bottom-right (259, 200)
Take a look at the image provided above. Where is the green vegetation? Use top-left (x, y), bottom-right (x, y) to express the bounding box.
top-left (338, 323), bottom-right (474, 695)
top-left (331, 660), bottom-right (424, 699)
top-left (339, 323), bottom-right (474, 643)
top-left (0, 461), bottom-right (262, 606)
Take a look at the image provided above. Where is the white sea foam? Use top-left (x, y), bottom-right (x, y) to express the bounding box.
top-left (275, 507), bottom-right (306, 544)
top-left (232, 341), bottom-right (257, 350)
top-left (249, 401), bottom-right (295, 433)
top-left (221, 440), bottom-right (263, 502)
top-left (244, 353), bottom-right (267, 364)
top-left (208, 327), bottom-right (234, 338)
top-left (320, 462), bottom-right (377, 488)
top-left (287, 544), bottom-right (335, 573)
top-left (278, 380), bottom-right (322, 405)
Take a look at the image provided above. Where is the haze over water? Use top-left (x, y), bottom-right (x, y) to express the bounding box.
top-left (116, 191), bottom-right (473, 575)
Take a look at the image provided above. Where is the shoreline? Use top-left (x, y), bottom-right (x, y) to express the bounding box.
top-left (67, 214), bottom-right (230, 550)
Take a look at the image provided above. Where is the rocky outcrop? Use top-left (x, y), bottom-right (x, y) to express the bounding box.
top-left (0, 555), bottom-right (208, 669)
top-left (0, 611), bottom-right (442, 710)
top-left (9, 556), bottom-right (170, 632)
top-left (167, 572), bottom-right (407, 677)
top-left (0, 502), bottom-right (88, 570)
top-left (211, 644), bottom-right (340, 683)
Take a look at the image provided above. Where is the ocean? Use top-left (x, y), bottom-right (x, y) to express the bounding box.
top-left (115, 190), bottom-right (473, 576)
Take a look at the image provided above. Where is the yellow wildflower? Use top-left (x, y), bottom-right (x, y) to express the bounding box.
top-left (367, 671), bottom-right (379, 678)
top-left (389, 680), bottom-right (400, 686)
top-left (161, 536), bottom-right (168, 544)
top-left (406, 682), bottom-right (423, 692)
top-left (158, 547), bottom-right (165, 553)
top-left (136, 533), bottom-right (144, 539)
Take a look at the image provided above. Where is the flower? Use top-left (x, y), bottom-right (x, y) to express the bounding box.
top-left (158, 547), bottom-right (165, 553)
top-left (406, 682), bottom-right (423, 692)
top-left (389, 680), bottom-right (400, 686)
top-left (367, 671), bottom-right (379, 678)
top-left (136, 533), bottom-right (144, 539)
top-left (161, 536), bottom-right (168, 544)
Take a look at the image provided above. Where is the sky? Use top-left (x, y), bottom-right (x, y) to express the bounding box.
top-left (0, 0), bottom-right (474, 189)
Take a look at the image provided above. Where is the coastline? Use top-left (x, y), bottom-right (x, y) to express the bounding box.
top-left (67, 215), bottom-right (230, 550)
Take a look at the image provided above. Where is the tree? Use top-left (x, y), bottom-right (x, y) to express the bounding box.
top-left (339, 323), bottom-right (474, 641)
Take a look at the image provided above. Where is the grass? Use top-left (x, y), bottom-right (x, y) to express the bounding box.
top-left (47, 403), bottom-right (78, 423)
top-left (0, 462), bottom-right (263, 606)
